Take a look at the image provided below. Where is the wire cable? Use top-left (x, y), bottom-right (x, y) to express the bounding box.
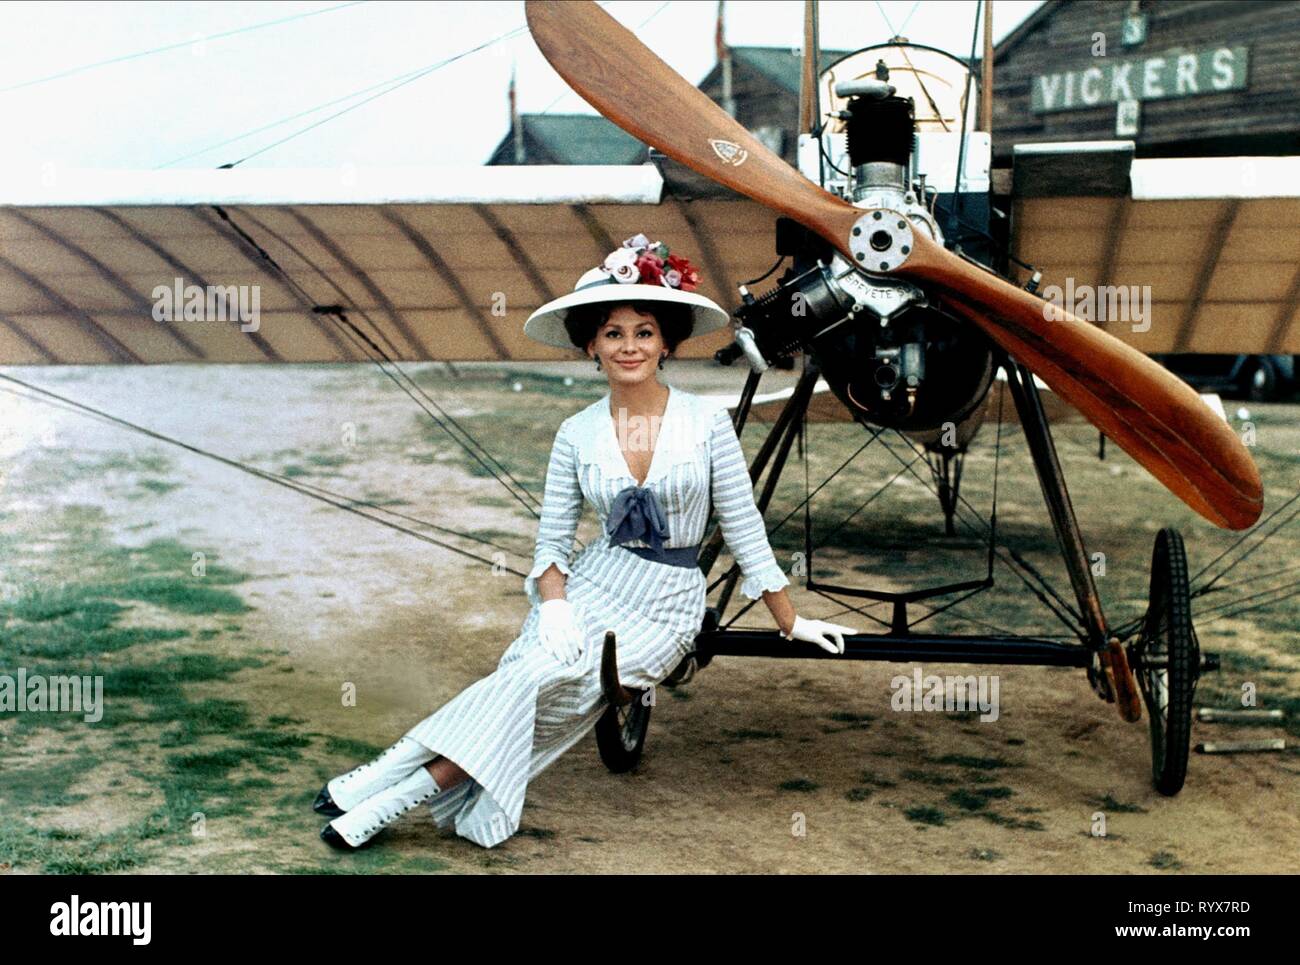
top-left (1, 1), bottom-right (368, 94)
top-left (221, 21), bottom-right (531, 167)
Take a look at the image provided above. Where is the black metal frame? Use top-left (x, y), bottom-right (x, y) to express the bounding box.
top-left (690, 351), bottom-right (1115, 694)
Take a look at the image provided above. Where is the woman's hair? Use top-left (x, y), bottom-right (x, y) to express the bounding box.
top-left (563, 299), bottom-right (694, 355)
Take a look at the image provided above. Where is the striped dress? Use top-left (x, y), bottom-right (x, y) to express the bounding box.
top-left (405, 383), bottom-right (790, 848)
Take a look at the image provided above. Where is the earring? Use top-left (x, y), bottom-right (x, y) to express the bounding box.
top-left (594, 355), bottom-right (602, 371)
top-left (658, 354), bottom-right (666, 370)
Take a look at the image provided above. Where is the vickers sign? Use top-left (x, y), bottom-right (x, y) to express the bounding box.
top-left (1031, 45), bottom-right (1248, 113)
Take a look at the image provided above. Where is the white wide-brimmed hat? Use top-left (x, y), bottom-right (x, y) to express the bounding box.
top-left (523, 233), bottom-right (731, 350)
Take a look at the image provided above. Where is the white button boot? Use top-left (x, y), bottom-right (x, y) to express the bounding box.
top-left (317, 736), bottom-right (435, 815)
top-left (321, 766), bottom-right (442, 849)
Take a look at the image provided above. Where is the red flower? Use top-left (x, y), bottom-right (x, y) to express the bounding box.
top-left (635, 251), bottom-right (665, 285)
top-left (666, 254), bottom-right (699, 291)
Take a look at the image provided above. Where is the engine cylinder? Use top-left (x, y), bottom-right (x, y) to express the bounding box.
top-left (846, 95), bottom-right (914, 167)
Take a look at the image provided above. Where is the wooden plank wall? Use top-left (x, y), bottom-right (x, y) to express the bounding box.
top-left (992, 0), bottom-right (1300, 160)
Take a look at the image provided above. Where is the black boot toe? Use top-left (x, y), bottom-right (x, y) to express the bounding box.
top-left (313, 784), bottom-right (344, 817)
top-left (320, 824), bottom-right (356, 850)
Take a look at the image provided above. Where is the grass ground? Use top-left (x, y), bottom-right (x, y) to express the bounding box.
top-left (0, 361), bottom-right (1295, 874)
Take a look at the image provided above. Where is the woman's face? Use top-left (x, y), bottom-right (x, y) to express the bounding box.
top-left (587, 304), bottom-right (667, 386)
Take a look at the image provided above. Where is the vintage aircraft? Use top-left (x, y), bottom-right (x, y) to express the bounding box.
top-left (2, 0), bottom-right (1297, 797)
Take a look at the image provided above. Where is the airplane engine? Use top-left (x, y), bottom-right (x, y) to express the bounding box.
top-left (729, 63), bottom-right (995, 434)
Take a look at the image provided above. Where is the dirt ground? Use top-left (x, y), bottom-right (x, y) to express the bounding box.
top-left (0, 360), bottom-right (1296, 874)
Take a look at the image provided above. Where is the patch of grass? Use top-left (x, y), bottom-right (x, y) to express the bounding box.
top-left (305, 453), bottom-right (350, 469)
top-left (980, 812), bottom-right (1045, 831)
top-left (1216, 651), bottom-right (1284, 674)
top-left (322, 735), bottom-right (385, 759)
top-left (845, 787), bottom-right (874, 802)
top-left (779, 778), bottom-right (818, 792)
top-left (904, 805), bottom-right (947, 826)
top-left (969, 847), bottom-right (1002, 862)
top-left (1148, 850), bottom-right (1183, 871)
top-left (946, 786), bottom-right (1014, 812)
top-left (130, 540), bottom-right (248, 583)
top-left (267, 715), bottom-right (307, 727)
top-left (0, 755), bottom-right (99, 805)
top-left (859, 769), bottom-right (896, 788)
top-left (243, 729), bottom-right (312, 757)
top-left (722, 728), bottom-right (783, 741)
top-left (109, 576), bottom-right (249, 615)
top-left (902, 768), bottom-right (959, 787)
top-left (0, 813), bottom-right (169, 874)
top-left (827, 711), bottom-right (875, 724)
top-left (136, 479), bottom-right (181, 496)
top-left (0, 513), bottom-right (335, 872)
top-left (1089, 794), bottom-right (1147, 814)
top-left (155, 698), bottom-right (252, 747)
top-left (3, 618), bottom-right (187, 660)
top-left (100, 653), bottom-right (263, 701)
top-left (928, 754), bottom-right (1013, 770)
top-left (168, 747), bottom-right (249, 780)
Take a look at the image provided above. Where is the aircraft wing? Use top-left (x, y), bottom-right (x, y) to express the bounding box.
top-left (1010, 142), bottom-right (1300, 355)
top-left (8, 148), bottom-right (1294, 366)
top-left (0, 163), bottom-right (778, 365)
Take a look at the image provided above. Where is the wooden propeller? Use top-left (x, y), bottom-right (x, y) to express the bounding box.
top-left (524, 0), bottom-right (1263, 530)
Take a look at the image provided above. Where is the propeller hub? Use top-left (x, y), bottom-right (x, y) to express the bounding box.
top-left (849, 210), bottom-right (914, 273)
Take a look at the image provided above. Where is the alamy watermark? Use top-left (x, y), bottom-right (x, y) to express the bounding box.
top-left (0, 667), bottom-right (103, 723)
top-left (50, 895), bottom-right (151, 945)
top-left (152, 276), bottom-right (260, 332)
top-left (1041, 277), bottom-right (1152, 332)
top-left (890, 667), bottom-right (1001, 722)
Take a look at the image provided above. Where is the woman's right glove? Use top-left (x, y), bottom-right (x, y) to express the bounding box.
top-left (780, 615), bottom-right (858, 655)
top-left (537, 598), bottom-right (584, 664)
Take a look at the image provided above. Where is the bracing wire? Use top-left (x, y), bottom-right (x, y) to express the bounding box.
top-left (0, 1), bottom-right (368, 94)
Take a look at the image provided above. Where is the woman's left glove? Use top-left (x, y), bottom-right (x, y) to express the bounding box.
top-left (780, 615), bottom-right (857, 655)
top-left (537, 598), bottom-right (584, 664)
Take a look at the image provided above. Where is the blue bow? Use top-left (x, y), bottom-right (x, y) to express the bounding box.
top-left (605, 485), bottom-right (669, 556)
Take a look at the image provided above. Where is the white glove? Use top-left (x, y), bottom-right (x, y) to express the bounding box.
top-left (780, 615), bottom-right (857, 655)
top-left (537, 599), bottom-right (584, 664)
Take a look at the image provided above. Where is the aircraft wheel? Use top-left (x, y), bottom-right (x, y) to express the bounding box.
top-left (595, 690), bottom-right (650, 773)
top-left (1243, 356), bottom-right (1279, 402)
top-left (1132, 528), bottom-right (1198, 796)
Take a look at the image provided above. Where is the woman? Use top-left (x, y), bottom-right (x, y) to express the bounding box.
top-left (315, 234), bottom-right (857, 850)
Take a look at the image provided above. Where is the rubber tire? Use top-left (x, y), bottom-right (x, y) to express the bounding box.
top-left (1135, 528), bottom-right (1198, 796)
top-left (595, 692), bottom-right (651, 773)
top-left (1243, 357), bottom-right (1278, 402)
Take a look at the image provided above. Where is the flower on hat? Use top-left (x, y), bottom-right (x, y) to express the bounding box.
top-left (600, 233), bottom-right (701, 292)
top-left (666, 253), bottom-right (700, 292)
top-left (635, 250), bottom-right (664, 285)
top-left (603, 246), bottom-right (640, 284)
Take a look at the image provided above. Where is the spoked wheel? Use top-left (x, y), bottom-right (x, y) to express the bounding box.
top-left (595, 691), bottom-right (650, 773)
top-left (1131, 528), bottom-right (1199, 795)
top-left (596, 629), bottom-right (650, 772)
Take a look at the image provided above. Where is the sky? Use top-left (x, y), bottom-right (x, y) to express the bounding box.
top-left (0, 0), bottom-right (1043, 171)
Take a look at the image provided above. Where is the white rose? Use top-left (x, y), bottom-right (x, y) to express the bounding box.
top-left (604, 247), bottom-right (641, 283)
